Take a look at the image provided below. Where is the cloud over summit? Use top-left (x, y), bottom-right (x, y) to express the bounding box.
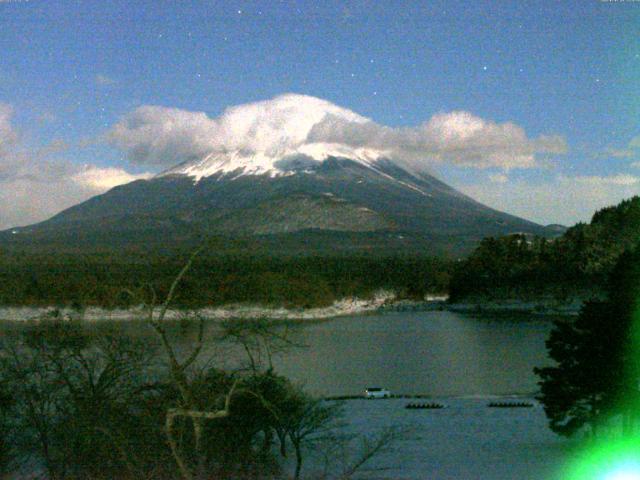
top-left (108, 94), bottom-right (368, 167)
top-left (0, 94), bottom-right (572, 230)
top-left (108, 94), bottom-right (566, 172)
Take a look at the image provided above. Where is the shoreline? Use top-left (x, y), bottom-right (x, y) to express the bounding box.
top-left (0, 291), bottom-right (400, 322)
top-left (0, 294), bottom-right (584, 322)
top-left (446, 299), bottom-right (582, 316)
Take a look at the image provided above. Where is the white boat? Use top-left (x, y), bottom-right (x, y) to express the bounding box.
top-left (364, 387), bottom-right (391, 399)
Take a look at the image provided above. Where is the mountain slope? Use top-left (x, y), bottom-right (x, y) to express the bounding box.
top-left (0, 93), bottom-right (562, 256)
top-left (2, 156), bottom-right (552, 256)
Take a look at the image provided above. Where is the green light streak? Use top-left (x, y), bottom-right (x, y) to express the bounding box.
top-left (562, 436), bottom-right (640, 480)
top-left (560, 294), bottom-right (640, 480)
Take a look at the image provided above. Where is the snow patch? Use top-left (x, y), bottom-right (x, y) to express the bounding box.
top-left (149, 94), bottom-right (390, 181)
top-left (161, 143), bottom-right (386, 182)
top-left (0, 291), bottom-right (397, 322)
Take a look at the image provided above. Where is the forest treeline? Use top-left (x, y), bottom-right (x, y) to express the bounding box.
top-left (0, 253), bottom-right (452, 308)
top-left (450, 196), bottom-right (640, 302)
top-left (6, 195), bottom-right (640, 308)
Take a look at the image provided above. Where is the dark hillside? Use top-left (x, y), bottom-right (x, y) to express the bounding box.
top-left (449, 196), bottom-right (640, 302)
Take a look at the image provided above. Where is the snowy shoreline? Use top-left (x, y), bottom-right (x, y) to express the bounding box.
top-left (0, 291), bottom-right (404, 322)
top-left (0, 294), bottom-right (584, 322)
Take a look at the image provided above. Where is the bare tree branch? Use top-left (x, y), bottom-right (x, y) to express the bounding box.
top-left (340, 427), bottom-right (404, 479)
top-left (157, 245), bottom-right (205, 323)
top-left (181, 315), bottom-right (205, 371)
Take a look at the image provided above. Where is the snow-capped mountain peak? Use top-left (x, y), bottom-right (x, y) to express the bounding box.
top-left (161, 143), bottom-right (386, 180)
top-left (155, 94), bottom-right (388, 180)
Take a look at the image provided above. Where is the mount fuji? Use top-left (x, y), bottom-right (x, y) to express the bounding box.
top-left (1, 95), bottom-right (558, 255)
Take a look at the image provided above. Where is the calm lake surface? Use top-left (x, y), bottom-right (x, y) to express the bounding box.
top-left (270, 310), bottom-right (554, 396)
top-left (264, 311), bottom-right (570, 480)
top-left (2, 309), bottom-right (554, 397)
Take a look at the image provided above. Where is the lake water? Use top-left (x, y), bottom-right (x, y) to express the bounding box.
top-left (2, 309), bottom-right (576, 479)
top-left (263, 311), bottom-right (572, 479)
top-left (222, 311), bottom-right (574, 479)
top-left (334, 397), bottom-right (574, 480)
top-left (270, 310), bottom-right (554, 397)
top-left (1, 309), bottom-right (555, 397)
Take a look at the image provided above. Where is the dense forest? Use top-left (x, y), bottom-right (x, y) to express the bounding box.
top-left (5, 195), bottom-right (640, 309)
top-left (0, 251), bottom-right (452, 308)
top-left (449, 196), bottom-right (640, 302)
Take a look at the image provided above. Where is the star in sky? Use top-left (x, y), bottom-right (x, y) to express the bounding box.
top-left (0, 0), bottom-right (636, 228)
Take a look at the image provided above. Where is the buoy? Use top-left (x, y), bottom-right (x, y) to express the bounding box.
top-left (487, 402), bottom-right (533, 408)
top-left (406, 402), bottom-right (445, 409)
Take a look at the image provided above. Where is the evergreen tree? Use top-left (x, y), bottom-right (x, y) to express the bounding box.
top-left (534, 301), bottom-right (626, 436)
top-left (535, 248), bottom-right (640, 437)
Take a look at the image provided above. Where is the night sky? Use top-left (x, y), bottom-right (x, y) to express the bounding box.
top-left (1, 0), bottom-right (638, 228)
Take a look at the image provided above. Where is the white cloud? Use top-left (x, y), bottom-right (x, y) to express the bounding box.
top-left (107, 95), bottom-right (368, 168)
top-left (573, 173), bottom-right (639, 185)
top-left (71, 166), bottom-right (152, 190)
top-left (488, 173), bottom-right (509, 183)
top-left (309, 111), bottom-right (566, 171)
top-left (95, 74), bottom-right (117, 86)
top-left (108, 93), bottom-right (566, 171)
top-left (455, 174), bottom-right (640, 226)
top-left (0, 162), bottom-right (151, 229)
top-left (0, 103), bottom-right (17, 157)
top-left (0, 104), bottom-right (151, 230)
top-left (602, 148), bottom-right (636, 159)
top-left (595, 137), bottom-right (640, 160)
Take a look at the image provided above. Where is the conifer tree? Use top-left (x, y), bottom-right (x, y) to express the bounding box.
top-left (535, 248), bottom-right (640, 436)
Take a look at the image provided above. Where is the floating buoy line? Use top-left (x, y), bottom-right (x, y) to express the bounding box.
top-left (405, 403), bottom-right (446, 409)
top-left (487, 402), bottom-right (533, 408)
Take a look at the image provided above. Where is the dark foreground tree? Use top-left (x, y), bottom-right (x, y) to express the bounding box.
top-left (535, 248), bottom-right (640, 437)
top-left (534, 301), bottom-right (627, 436)
top-left (0, 314), bottom-right (170, 479)
top-left (0, 377), bottom-right (14, 477)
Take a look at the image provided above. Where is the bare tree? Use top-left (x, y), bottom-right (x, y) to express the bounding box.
top-left (1, 331), bottom-right (70, 479)
top-left (0, 313), bottom-right (158, 480)
top-left (338, 427), bottom-right (404, 479)
top-left (219, 317), bottom-right (303, 375)
top-left (141, 246), bottom-right (243, 480)
top-left (285, 397), bottom-right (342, 480)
